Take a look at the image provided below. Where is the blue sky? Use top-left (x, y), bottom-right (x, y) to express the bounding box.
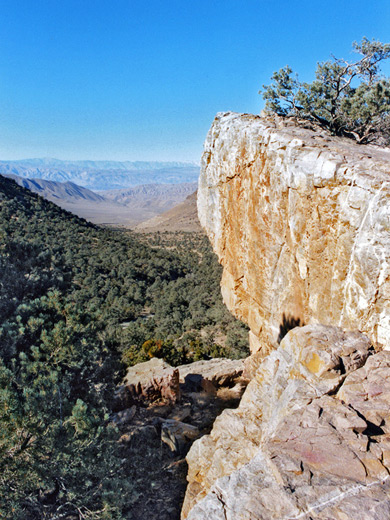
top-left (1, 0), bottom-right (389, 162)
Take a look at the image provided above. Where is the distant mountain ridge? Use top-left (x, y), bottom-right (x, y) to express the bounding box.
top-left (0, 158), bottom-right (199, 170)
top-left (3, 173), bottom-right (197, 228)
top-left (0, 158), bottom-right (200, 190)
top-left (102, 182), bottom-right (197, 205)
top-left (4, 174), bottom-right (106, 202)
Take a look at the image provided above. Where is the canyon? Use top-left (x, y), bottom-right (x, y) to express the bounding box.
top-left (182, 112), bottom-right (390, 519)
top-left (4, 173), bottom-right (198, 228)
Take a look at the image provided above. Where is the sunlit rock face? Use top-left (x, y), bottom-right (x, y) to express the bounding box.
top-left (182, 113), bottom-right (390, 520)
top-left (198, 112), bottom-right (390, 357)
top-left (182, 325), bottom-right (390, 520)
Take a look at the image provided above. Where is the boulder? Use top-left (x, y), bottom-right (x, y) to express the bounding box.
top-left (178, 358), bottom-right (246, 389)
top-left (337, 350), bottom-right (390, 436)
top-left (115, 358), bottom-right (181, 409)
top-left (182, 325), bottom-right (390, 520)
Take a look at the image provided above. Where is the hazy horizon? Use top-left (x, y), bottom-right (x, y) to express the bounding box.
top-left (0, 157), bottom-right (201, 166)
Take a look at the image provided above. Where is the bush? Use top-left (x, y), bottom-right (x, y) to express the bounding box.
top-left (262, 38), bottom-right (390, 145)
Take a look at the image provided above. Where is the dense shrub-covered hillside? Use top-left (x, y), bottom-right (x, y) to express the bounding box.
top-left (0, 175), bottom-right (248, 519)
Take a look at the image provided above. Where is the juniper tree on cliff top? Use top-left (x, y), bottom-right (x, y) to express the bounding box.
top-left (261, 38), bottom-right (390, 145)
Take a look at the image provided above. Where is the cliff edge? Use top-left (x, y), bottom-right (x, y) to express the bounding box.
top-left (198, 112), bottom-right (390, 358)
top-left (182, 113), bottom-right (390, 520)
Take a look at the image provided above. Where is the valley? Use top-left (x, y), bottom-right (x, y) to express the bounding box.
top-left (3, 172), bottom-right (198, 228)
top-left (0, 174), bottom-right (248, 519)
top-left (3, 2), bottom-right (388, 518)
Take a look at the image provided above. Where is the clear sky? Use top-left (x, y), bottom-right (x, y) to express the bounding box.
top-left (1, 0), bottom-right (389, 162)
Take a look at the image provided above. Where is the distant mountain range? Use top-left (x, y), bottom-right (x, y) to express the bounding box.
top-left (102, 182), bottom-right (198, 206)
top-left (3, 173), bottom-right (197, 228)
top-left (0, 158), bottom-right (199, 170)
top-left (0, 158), bottom-right (200, 190)
top-left (5, 174), bottom-right (106, 202)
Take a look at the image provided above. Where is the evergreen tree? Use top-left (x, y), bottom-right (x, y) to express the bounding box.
top-left (0, 175), bottom-right (249, 517)
top-left (262, 38), bottom-right (390, 145)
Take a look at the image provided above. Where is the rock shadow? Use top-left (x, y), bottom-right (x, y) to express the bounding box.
top-left (277, 313), bottom-right (304, 344)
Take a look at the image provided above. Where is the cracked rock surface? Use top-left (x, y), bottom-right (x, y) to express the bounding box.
top-left (182, 325), bottom-right (390, 519)
top-left (198, 112), bottom-right (390, 357)
top-left (184, 112), bottom-right (390, 519)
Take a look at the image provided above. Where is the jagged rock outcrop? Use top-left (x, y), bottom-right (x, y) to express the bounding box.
top-left (178, 358), bottom-right (246, 388)
top-left (182, 113), bottom-right (390, 519)
top-left (183, 325), bottom-right (390, 519)
top-left (116, 357), bottom-right (246, 411)
top-left (198, 112), bottom-right (390, 357)
top-left (115, 358), bottom-right (181, 409)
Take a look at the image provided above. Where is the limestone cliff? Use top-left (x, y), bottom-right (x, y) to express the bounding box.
top-left (182, 113), bottom-right (390, 519)
top-left (198, 112), bottom-right (390, 357)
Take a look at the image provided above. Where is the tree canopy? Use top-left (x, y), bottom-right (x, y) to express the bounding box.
top-left (261, 38), bottom-right (390, 145)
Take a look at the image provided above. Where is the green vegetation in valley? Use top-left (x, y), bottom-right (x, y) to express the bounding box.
top-left (0, 175), bottom-right (248, 519)
top-left (120, 231), bottom-right (249, 367)
top-left (262, 38), bottom-right (390, 145)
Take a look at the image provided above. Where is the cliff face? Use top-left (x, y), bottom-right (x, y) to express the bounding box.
top-left (198, 112), bottom-right (390, 358)
top-left (182, 113), bottom-right (390, 519)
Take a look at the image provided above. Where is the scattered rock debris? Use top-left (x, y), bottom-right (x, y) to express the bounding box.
top-left (111, 357), bottom-right (248, 520)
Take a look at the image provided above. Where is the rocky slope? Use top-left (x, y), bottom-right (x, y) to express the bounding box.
top-left (135, 191), bottom-right (201, 232)
top-left (103, 182), bottom-right (198, 227)
top-left (183, 325), bottom-right (390, 520)
top-left (182, 113), bottom-right (390, 519)
top-left (112, 357), bottom-right (248, 520)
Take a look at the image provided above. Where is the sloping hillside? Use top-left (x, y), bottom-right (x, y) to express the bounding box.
top-left (0, 174), bottom-right (248, 519)
top-left (4, 173), bottom-right (106, 201)
top-left (135, 191), bottom-right (201, 232)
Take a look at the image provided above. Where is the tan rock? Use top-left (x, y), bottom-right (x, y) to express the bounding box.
top-left (178, 358), bottom-right (245, 388)
top-left (198, 112), bottom-right (390, 352)
top-left (182, 326), bottom-right (390, 520)
top-left (116, 358), bottom-right (180, 409)
top-left (183, 113), bottom-right (390, 520)
top-left (270, 395), bottom-right (368, 482)
top-left (337, 350), bottom-right (390, 433)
